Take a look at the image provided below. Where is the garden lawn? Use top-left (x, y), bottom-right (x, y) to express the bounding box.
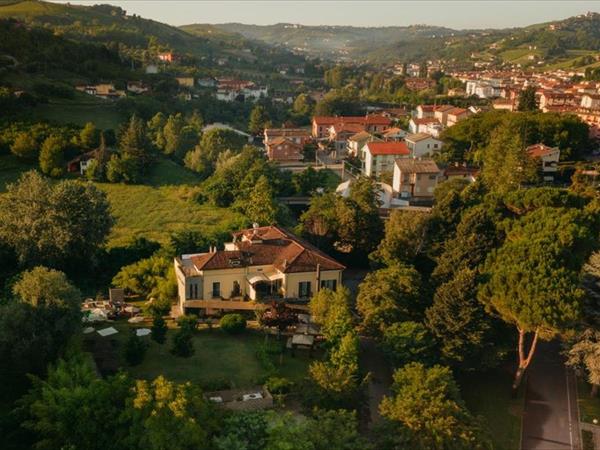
top-left (577, 378), bottom-right (600, 424)
top-left (30, 101), bottom-right (124, 130)
top-left (108, 323), bottom-right (312, 388)
top-left (459, 368), bottom-right (523, 450)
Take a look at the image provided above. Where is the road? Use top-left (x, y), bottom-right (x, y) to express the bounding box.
top-left (521, 341), bottom-right (580, 450)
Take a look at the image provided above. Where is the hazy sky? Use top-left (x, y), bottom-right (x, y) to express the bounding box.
top-left (53, 1), bottom-right (600, 29)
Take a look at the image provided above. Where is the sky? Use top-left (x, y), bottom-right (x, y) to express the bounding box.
top-left (53, 1), bottom-right (600, 29)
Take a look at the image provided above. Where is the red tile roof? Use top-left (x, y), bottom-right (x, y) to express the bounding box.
top-left (313, 115), bottom-right (391, 126)
top-left (191, 226), bottom-right (345, 273)
top-left (526, 143), bottom-right (559, 158)
top-left (366, 141), bottom-right (410, 156)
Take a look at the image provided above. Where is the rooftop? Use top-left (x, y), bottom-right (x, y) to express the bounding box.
top-left (395, 158), bottom-right (440, 174)
top-left (366, 141), bottom-right (410, 156)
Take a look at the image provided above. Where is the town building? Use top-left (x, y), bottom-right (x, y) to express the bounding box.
top-left (174, 225), bottom-right (345, 315)
top-left (311, 115), bottom-right (391, 139)
top-left (363, 141), bottom-right (410, 177)
top-left (265, 137), bottom-right (304, 162)
top-left (526, 143), bottom-right (560, 181)
top-left (392, 158), bottom-right (441, 200)
top-left (405, 133), bottom-right (443, 157)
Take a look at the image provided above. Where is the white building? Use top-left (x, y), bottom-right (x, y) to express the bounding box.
top-left (363, 141), bottom-right (410, 177)
top-left (405, 133), bottom-right (443, 158)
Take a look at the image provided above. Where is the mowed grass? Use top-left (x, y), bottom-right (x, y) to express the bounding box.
top-left (102, 323), bottom-right (312, 388)
top-left (577, 378), bottom-right (600, 423)
top-left (459, 367), bottom-right (523, 450)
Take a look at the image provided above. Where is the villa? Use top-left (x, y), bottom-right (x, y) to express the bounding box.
top-left (174, 225), bottom-right (345, 315)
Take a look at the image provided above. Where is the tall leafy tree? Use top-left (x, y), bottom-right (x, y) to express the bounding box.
top-left (119, 114), bottom-right (153, 176)
top-left (566, 329), bottom-right (600, 397)
top-left (517, 86), bottom-right (538, 112)
top-left (0, 171), bottom-right (113, 267)
top-left (39, 135), bottom-right (66, 177)
top-left (380, 362), bottom-right (490, 450)
top-left (479, 206), bottom-right (598, 388)
top-left (242, 175), bottom-right (279, 225)
top-left (426, 268), bottom-right (498, 370)
top-left (248, 105), bottom-right (271, 135)
top-left (356, 264), bottom-right (422, 335)
top-left (10, 131), bottom-right (38, 160)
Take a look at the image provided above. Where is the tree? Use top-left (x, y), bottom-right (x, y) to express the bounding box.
top-left (356, 265), bottom-right (422, 335)
top-left (147, 112), bottom-right (167, 150)
top-left (298, 192), bottom-right (340, 251)
top-left (248, 105), bottom-right (271, 135)
top-left (479, 206), bottom-right (597, 389)
top-left (171, 327), bottom-right (194, 357)
top-left (124, 329), bottom-right (147, 366)
top-left (292, 93), bottom-right (314, 117)
top-left (370, 210), bottom-right (430, 267)
top-left (481, 125), bottom-right (538, 194)
top-left (151, 315), bottom-right (167, 344)
top-left (10, 132), bottom-right (38, 159)
top-left (112, 255), bottom-right (173, 298)
top-left (566, 329), bottom-right (600, 397)
top-left (119, 114), bottom-right (153, 176)
top-left (380, 363), bottom-right (490, 450)
top-left (242, 175), bottom-right (279, 225)
top-left (307, 408), bottom-right (370, 450)
top-left (79, 122), bottom-right (99, 149)
top-left (432, 205), bottom-right (501, 284)
top-left (163, 113), bottom-right (185, 155)
top-left (213, 412), bottom-right (268, 450)
top-left (382, 321), bottom-right (437, 367)
top-left (336, 177), bottom-right (384, 257)
top-left (310, 287), bottom-right (353, 345)
top-left (13, 266), bottom-right (80, 308)
top-left (426, 269), bottom-right (498, 370)
top-left (130, 376), bottom-right (217, 450)
top-left (0, 171), bottom-right (113, 267)
top-left (21, 355), bottom-right (133, 450)
top-left (517, 86), bottom-right (538, 112)
top-left (220, 313), bottom-right (247, 334)
top-left (39, 135), bottom-right (66, 177)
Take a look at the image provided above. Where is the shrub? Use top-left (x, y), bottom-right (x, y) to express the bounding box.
top-left (124, 329), bottom-right (147, 366)
top-left (265, 376), bottom-right (293, 395)
top-left (220, 313), bottom-right (246, 334)
top-left (151, 315), bottom-right (167, 344)
top-left (171, 328), bottom-right (194, 357)
top-left (177, 314), bottom-right (198, 333)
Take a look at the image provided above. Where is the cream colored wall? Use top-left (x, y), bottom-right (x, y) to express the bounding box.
top-left (284, 270), bottom-right (342, 298)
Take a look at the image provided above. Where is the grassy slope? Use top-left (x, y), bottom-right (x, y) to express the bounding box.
top-left (577, 378), bottom-right (600, 423)
top-left (0, 154), bottom-right (245, 247)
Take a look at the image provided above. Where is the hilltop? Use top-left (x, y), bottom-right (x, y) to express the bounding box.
top-left (0, 0), bottom-right (303, 70)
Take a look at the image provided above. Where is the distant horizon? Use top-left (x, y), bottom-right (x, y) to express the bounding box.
top-left (49, 1), bottom-right (600, 29)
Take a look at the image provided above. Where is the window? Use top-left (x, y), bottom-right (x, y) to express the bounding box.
top-left (212, 282), bottom-right (221, 298)
top-left (232, 281), bottom-right (241, 297)
top-left (320, 279), bottom-right (337, 291)
top-left (298, 281), bottom-right (311, 298)
top-left (188, 283), bottom-right (198, 299)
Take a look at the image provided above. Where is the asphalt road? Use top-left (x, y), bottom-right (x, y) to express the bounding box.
top-left (521, 341), bottom-right (580, 450)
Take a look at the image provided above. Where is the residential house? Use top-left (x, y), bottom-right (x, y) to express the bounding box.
top-left (443, 164), bottom-right (479, 183)
top-left (581, 93), bottom-right (600, 110)
top-left (266, 137), bottom-right (304, 162)
top-left (409, 118), bottom-right (442, 136)
top-left (76, 84), bottom-right (125, 100)
top-left (405, 133), bottom-right (443, 157)
top-left (347, 131), bottom-right (380, 157)
top-left (363, 141), bottom-right (410, 177)
top-left (538, 92), bottom-right (578, 112)
top-left (311, 115), bottom-right (391, 139)
top-left (174, 225), bottom-right (345, 315)
top-left (392, 158), bottom-right (441, 200)
top-left (328, 122), bottom-right (366, 153)
top-left (158, 52), bottom-right (175, 63)
top-left (126, 81), bottom-right (149, 94)
top-left (382, 127), bottom-right (407, 142)
top-left (405, 78), bottom-right (436, 91)
top-left (176, 77), bottom-right (195, 88)
top-left (526, 143), bottom-right (560, 181)
top-left (446, 107), bottom-right (471, 127)
top-left (264, 128), bottom-right (312, 147)
top-left (433, 105), bottom-right (456, 125)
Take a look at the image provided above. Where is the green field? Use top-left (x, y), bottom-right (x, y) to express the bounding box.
top-left (0, 154), bottom-right (246, 247)
top-left (91, 322), bottom-right (313, 388)
top-left (30, 101), bottom-right (124, 130)
top-left (460, 368), bottom-right (523, 450)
